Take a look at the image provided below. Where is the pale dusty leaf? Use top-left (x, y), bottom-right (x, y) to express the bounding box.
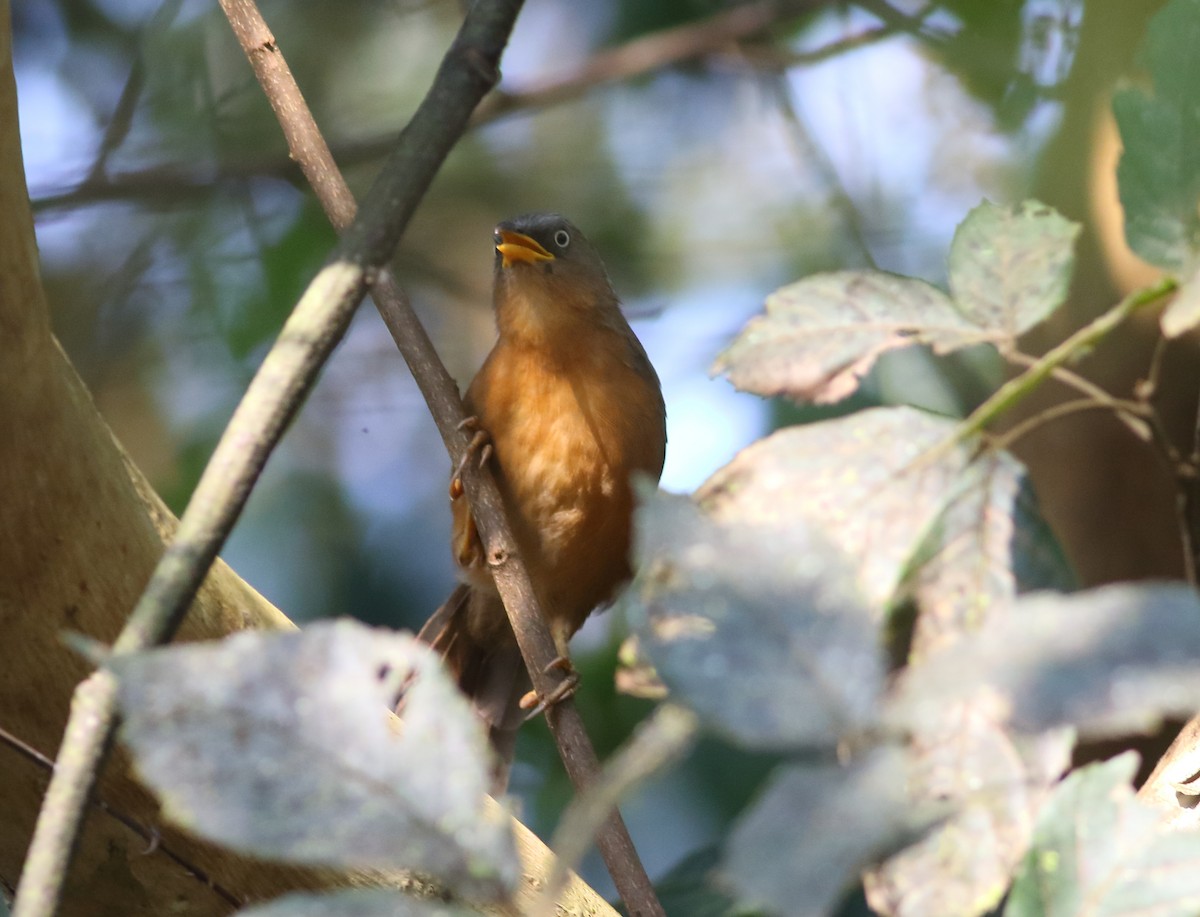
top-left (904, 452), bottom-right (1074, 662)
top-left (111, 620), bottom-right (517, 898)
top-left (628, 490), bottom-right (882, 750)
top-left (947, 200), bottom-right (1079, 336)
top-left (724, 748), bottom-right (926, 917)
top-left (712, 271), bottom-right (991, 405)
top-left (1160, 267), bottom-right (1200, 337)
top-left (235, 890), bottom-right (473, 917)
top-left (893, 583), bottom-right (1200, 739)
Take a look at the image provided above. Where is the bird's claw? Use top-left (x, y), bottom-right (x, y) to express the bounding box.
top-left (519, 656), bottom-right (581, 720)
top-left (449, 418), bottom-right (493, 499)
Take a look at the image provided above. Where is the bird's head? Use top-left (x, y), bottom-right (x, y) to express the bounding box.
top-left (492, 213), bottom-right (621, 341)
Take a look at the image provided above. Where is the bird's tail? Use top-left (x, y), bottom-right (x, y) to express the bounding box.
top-left (417, 584), bottom-right (529, 794)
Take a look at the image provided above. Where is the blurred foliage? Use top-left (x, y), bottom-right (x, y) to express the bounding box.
top-left (18, 0), bottom-right (1190, 905)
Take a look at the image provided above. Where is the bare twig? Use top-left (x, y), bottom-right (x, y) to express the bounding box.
top-left (1130, 333), bottom-right (1200, 587)
top-left (989, 397), bottom-right (1149, 452)
top-left (473, 0), bottom-right (825, 123)
top-left (217, 2), bottom-right (665, 913)
top-left (767, 74), bottom-right (878, 268)
top-left (1004, 350), bottom-right (1154, 442)
top-left (0, 725), bottom-right (242, 909)
top-left (32, 0), bottom-right (838, 216)
top-left (944, 277), bottom-right (1178, 451)
top-left (532, 705), bottom-right (699, 917)
top-left (13, 5), bottom-right (524, 916)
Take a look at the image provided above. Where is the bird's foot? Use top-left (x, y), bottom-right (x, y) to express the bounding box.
top-left (449, 416), bottom-right (493, 499)
top-left (520, 656), bottom-right (581, 720)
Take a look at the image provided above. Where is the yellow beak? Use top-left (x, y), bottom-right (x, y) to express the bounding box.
top-left (496, 229), bottom-right (555, 268)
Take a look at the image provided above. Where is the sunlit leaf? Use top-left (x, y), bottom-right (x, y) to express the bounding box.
top-left (712, 271), bottom-right (988, 405)
top-left (947, 200), bottom-right (1078, 337)
top-left (894, 583), bottom-right (1200, 739)
top-left (724, 748), bottom-right (927, 917)
top-left (628, 490), bottom-right (883, 750)
top-left (1113, 0), bottom-right (1200, 275)
top-left (714, 201), bottom-right (1076, 406)
top-left (1005, 753), bottom-right (1200, 917)
top-left (111, 620), bottom-right (517, 898)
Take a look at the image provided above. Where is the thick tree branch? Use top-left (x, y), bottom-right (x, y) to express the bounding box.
top-left (13, 4), bottom-right (525, 916)
top-left (218, 1), bottom-right (663, 914)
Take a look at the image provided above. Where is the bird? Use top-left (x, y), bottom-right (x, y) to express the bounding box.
top-left (419, 213), bottom-right (667, 790)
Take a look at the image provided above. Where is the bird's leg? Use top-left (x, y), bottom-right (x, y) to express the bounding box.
top-left (449, 416), bottom-right (494, 499)
top-left (520, 620), bottom-right (581, 720)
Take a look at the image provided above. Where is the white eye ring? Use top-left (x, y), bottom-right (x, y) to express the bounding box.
top-left (553, 229), bottom-right (571, 248)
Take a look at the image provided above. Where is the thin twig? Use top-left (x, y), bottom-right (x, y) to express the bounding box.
top-left (989, 397), bottom-right (1148, 452)
top-left (532, 705), bottom-right (699, 917)
top-left (946, 277), bottom-right (1177, 450)
top-left (1004, 349), bottom-right (1155, 442)
top-left (734, 21), bottom-right (904, 69)
top-left (472, 0), bottom-right (825, 124)
top-left (13, 5), bottom-right (524, 916)
top-left (215, 2), bottom-right (665, 913)
top-left (0, 725), bottom-right (243, 909)
top-left (32, 0), bottom-right (838, 215)
top-left (1132, 333), bottom-right (1199, 587)
top-left (768, 74), bottom-right (878, 268)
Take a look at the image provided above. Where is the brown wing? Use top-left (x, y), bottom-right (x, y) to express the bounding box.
top-left (417, 583), bottom-right (528, 794)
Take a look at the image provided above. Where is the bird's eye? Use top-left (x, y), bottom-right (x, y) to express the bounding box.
top-left (553, 229), bottom-right (571, 249)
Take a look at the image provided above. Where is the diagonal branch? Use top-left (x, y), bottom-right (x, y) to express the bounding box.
top-left (473, 0), bottom-right (825, 122)
top-left (31, 0), bottom-right (838, 215)
top-left (12, 4), bottom-right (524, 916)
top-left (0, 725), bottom-right (243, 909)
top-left (217, 1), bottom-right (664, 914)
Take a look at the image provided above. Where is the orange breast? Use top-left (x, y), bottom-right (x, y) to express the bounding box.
top-left (454, 327), bottom-right (665, 639)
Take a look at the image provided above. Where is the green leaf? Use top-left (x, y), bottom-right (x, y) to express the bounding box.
top-left (712, 271), bottom-right (987, 405)
top-left (110, 620), bottom-right (517, 898)
top-left (894, 583), bottom-right (1200, 739)
top-left (1113, 0), bottom-right (1200, 273)
top-left (628, 490), bottom-right (883, 750)
top-left (235, 891), bottom-right (474, 917)
top-left (947, 200), bottom-right (1079, 337)
top-left (724, 749), bottom-right (927, 917)
top-left (1005, 753), bottom-right (1200, 917)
